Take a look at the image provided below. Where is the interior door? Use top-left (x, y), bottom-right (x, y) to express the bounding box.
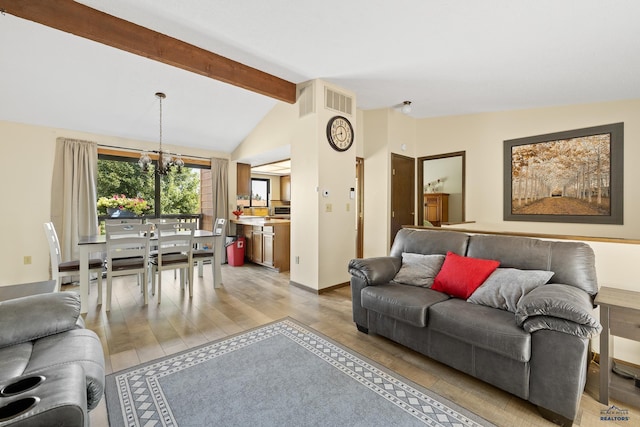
top-left (390, 154), bottom-right (415, 246)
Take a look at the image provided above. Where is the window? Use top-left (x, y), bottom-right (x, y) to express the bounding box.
top-left (251, 178), bottom-right (269, 207)
top-left (97, 152), bottom-right (206, 219)
top-left (236, 178), bottom-right (270, 208)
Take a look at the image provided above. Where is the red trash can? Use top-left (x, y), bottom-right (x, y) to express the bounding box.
top-left (226, 237), bottom-right (245, 266)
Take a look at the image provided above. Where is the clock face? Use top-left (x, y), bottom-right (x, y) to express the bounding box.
top-left (326, 116), bottom-right (354, 152)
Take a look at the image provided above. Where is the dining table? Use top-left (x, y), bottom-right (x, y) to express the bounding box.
top-left (77, 229), bottom-right (224, 314)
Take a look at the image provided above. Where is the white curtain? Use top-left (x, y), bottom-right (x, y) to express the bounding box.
top-left (211, 157), bottom-right (229, 232)
top-left (51, 138), bottom-right (99, 260)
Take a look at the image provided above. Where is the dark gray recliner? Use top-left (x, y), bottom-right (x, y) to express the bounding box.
top-left (0, 292), bottom-right (105, 426)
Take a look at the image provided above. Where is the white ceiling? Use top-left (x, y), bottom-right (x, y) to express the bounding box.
top-left (2, 1), bottom-right (640, 163)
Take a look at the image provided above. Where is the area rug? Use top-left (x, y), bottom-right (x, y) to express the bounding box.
top-left (105, 318), bottom-right (494, 426)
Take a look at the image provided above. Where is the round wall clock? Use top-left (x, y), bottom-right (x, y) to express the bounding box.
top-left (326, 115), bottom-right (354, 152)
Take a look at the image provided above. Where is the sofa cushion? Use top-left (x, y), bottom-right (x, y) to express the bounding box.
top-left (392, 253), bottom-right (445, 287)
top-left (390, 228), bottom-right (469, 258)
top-left (361, 284), bottom-right (450, 327)
top-left (429, 299), bottom-right (532, 362)
top-left (432, 252), bottom-right (500, 299)
top-left (0, 342), bottom-right (33, 382)
top-left (466, 234), bottom-right (598, 296)
top-left (467, 268), bottom-right (554, 312)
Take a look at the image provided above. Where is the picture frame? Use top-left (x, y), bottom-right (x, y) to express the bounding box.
top-left (503, 123), bottom-right (623, 224)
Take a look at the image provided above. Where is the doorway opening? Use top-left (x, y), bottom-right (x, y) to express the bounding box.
top-left (417, 151), bottom-right (465, 226)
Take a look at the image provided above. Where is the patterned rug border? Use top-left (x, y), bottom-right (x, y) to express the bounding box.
top-left (105, 317), bottom-right (496, 427)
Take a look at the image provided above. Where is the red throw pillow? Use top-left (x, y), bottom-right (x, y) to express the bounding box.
top-left (432, 252), bottom-right (500, 299)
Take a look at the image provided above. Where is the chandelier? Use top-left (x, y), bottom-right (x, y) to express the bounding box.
top-left (139, 92), bottom-right (184, 175)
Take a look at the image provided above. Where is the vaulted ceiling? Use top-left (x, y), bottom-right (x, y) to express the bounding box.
top-left (1, 1), bottom-right (639, 160)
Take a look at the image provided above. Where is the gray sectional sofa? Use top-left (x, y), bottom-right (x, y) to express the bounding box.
top-left (348, 228), bottom-right (602, 426)
top-left (0, 292), bottom-right (105, 426)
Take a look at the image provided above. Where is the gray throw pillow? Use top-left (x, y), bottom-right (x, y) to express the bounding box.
top-left (392, 253), bottom-right (445, 287)
top-left (467, 268), bottom-right (554, 312)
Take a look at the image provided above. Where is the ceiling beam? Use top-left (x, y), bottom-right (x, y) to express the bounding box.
top-left (0, 0), bottom-right (297, 104)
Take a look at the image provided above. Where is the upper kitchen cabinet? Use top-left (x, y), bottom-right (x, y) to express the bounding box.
top-left (280, 175), bottom-right (291, 202)
top-left (237, 163), bottom-right (251, 195)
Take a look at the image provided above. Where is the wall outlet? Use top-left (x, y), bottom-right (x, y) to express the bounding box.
top-left (23, 256), bottom-right (32, 265)
top-left (295, 256), bottom-right (300, 264)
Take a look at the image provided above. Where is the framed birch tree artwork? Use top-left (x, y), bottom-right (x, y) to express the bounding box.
top-left (503, 123), bottom-right (623, 224)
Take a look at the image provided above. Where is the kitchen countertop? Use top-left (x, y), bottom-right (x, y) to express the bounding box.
top-left (232, 217), bottom-right (291, 226)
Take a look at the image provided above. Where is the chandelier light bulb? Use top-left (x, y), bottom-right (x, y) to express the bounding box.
top-left (401, 101), bottom-right (412, 115)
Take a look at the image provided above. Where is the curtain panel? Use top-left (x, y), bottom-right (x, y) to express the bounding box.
top-left (51, 138), bottom-right (99, 260)
top-left (211, 157), bottom-right (229, 233)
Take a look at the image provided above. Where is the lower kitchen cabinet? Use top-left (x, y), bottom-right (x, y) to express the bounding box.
top-left (262, 231), bottom-right (274, 267)
top-left (236, 222), bottom-right (290, 272)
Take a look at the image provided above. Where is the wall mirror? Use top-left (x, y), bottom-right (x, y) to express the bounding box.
top-left (417, 151), bottom-right (465, 226)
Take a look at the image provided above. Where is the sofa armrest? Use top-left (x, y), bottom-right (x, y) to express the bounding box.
top-left (0, 292), bottom-right (82, 348)
top-left (515, 284), bottom-right (601, 337)
top-left (522, 316), bottom-right (601, 338)
top-left (348, 257), bottom-right (402, 286)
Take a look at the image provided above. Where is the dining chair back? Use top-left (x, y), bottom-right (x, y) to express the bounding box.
top-left (145, 218), bottom-right (168, 225)
top-left (105, 223), bottom-right (152, 311)
top-left (150, 222), bottom-right (195, 303)
top-left (192, 218), bottom-right (226, 286)
top-left (43, 222), bottom-right (104, 293)
top-left (104, 218), bottom-right (145, 285)
top-left (104, 218), bottom-right (144, 225)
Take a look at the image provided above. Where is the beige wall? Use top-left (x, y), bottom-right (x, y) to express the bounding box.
top-left (290, 113), bottom-right (320, 288)
top-left (233, 79), bottom-right (357, 291)
top-left (361, 109), bottom-right (391, 255)
top-left (416, 99), bottom-right (640, 238)
top-left (0, 120), bottom-right (227, 287)
top-left (316, 82), bottom-right (357, 289)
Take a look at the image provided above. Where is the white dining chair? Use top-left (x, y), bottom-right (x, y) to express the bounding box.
top-left (105, 218), bottom-right (145, 286)
top-left (43, 222), bottom-right (104, 294)
top-left (192, 218), bottom-right (225, 282)
top-left (150, 222), bottom-right (195, 303)
top-left (105, 223), bottom-right (152, 311)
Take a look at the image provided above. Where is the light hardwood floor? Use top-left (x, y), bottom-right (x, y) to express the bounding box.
top-left (70, 264), bottom-right (638, 427)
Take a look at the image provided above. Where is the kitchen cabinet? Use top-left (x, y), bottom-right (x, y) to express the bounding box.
top-left (251, 226), bottom-right (263, 263)
top-left (235, 220), bottom-right (290, 272)
top-left (242, 225), bottom-right (253, 262)
top-left (424, 193), bottom-right (449, 226)
top-left (237, 163), bottom-right (251, 195)
top-left (262, 228), bottom-right (274, 267)
top-left (280, 175), bottom-right (291, 202)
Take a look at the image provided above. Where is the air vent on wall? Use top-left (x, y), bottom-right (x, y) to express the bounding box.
top-left (298, 84), bottom-right (314, 117)
top-left (325, 87), bottom-right (353, 116)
